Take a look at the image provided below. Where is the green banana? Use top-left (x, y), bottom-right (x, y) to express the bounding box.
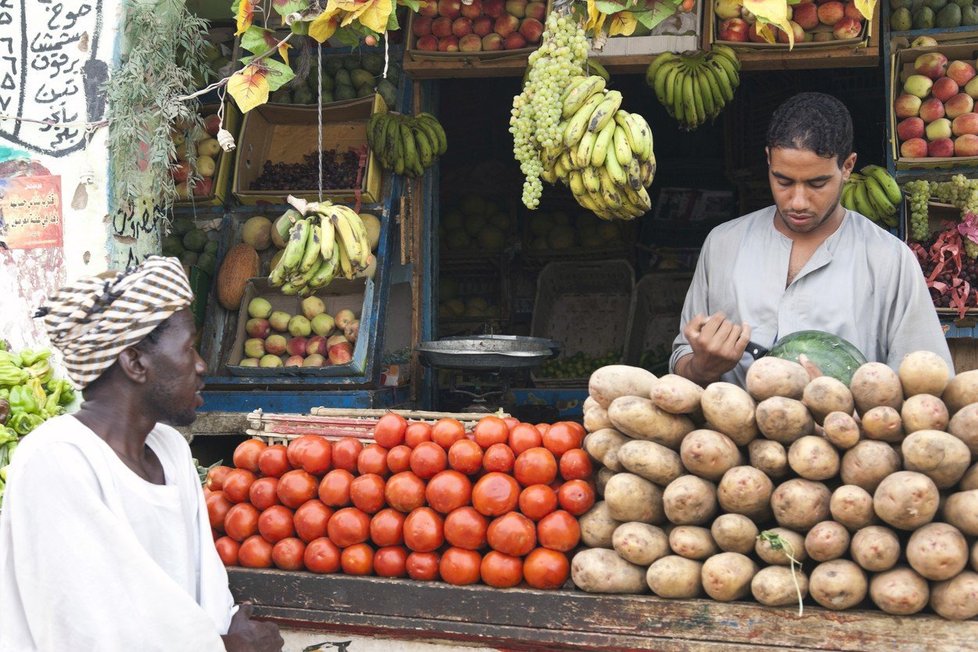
top-left (711, 53), bottom-right (740, 88)
top-left (672, 71), bottom-right (686, 124)
top-left (412, 124), bottom-right (435, 168)
top-left (655, 60), bottom-right (682, 106)
top-left (645, 52), bottom-right (678, 88)
top-left (862, 165), bottom-right (902, 206)
top-left (681, 73), bottom-right (696, 129)
top-left (308, 246), bottom-right (339, 289)
top-left (852, 180), bottom-right (877, 220)
top-left (281, 218), bottom-right (310, 274)
top-left (612, 126), bottom-right (632, 172)
top-left (417, 113), bottom-right (447, 155)
top-left (707, 60), bottom-right (735, 103)
top-left (864, 176), bottom-right (897, 218)
top-left (696, 70), bottom-right (716, 119)
top-left (604, 141), bottom-right (627, 186)
top-left (712, 44), bottom-right (741, 71)
top-left (299, 223), bottom-right (323, 274)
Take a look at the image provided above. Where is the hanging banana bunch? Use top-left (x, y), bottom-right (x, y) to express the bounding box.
top-left (841, 165), bottom-right (902, 229)
top-left (645, 45), bottom-right (741, 131)
top-left (366, 111), bottom-right (447, 178)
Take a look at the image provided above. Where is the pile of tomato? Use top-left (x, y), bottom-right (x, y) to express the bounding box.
top-left (203, 415), bottom-right (596, 590)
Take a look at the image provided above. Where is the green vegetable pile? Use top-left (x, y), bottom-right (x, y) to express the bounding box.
top-left (538, 350), bottom-right (621, 380)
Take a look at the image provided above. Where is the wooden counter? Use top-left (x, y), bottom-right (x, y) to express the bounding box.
top-left (229, 569), bottom-right (977, 651)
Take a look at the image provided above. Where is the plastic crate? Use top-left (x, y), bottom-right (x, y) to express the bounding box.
top-left (530, 260), bottom-right (635, 387)
top-left (623, 272), bottom-right (693, 373)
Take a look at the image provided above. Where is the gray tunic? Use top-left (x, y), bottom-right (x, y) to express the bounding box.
top-left (669, 206), bottom-right (953, 387)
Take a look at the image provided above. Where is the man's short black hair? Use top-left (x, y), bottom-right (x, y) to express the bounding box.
top-left (766, 92), bottom-right (853, 167)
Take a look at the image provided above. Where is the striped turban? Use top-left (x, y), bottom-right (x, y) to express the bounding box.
top-left (37, 256), bottom-right (194, 389)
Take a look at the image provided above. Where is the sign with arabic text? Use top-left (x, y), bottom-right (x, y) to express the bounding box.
top-left (0, 175), bottom-right (63, 249)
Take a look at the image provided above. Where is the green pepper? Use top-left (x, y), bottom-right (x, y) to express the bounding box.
top-left (0, 363), bottom-right (27, 388)
top-left (26, 378), bottom-right (45, 411)
top-left (0, 389), bottom-right (8, 401)
top-left (46, 379), bottom-right (75, 407)
top-left (9, 412), bottom-right (42, 436)
top-left (0, 427), bottom-right (17, 447)
top-left (19, 349), bottom-right (50, 368)
top-left (26, 358), bottom-right (52, 385)
top-left (8, 385), bottom-right (37, 415)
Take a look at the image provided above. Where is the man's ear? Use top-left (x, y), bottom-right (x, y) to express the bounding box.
top-left (117, 347), bottom-right (149, 384)
top-left (765, 146), bottom-right (771, 165)
top-left (842, 152), bottom-right (857, 177)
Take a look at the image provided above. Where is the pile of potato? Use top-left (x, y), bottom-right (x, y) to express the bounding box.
top-left (572, 355), bottom-right (978, 620)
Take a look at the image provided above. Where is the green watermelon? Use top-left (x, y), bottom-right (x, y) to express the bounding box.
top-left (768, 330), bottom-right (867, 386)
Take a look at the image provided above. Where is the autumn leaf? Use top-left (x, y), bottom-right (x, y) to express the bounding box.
top-left (262, 58), bottom-right (296, 91)
top-left (608, 11), bottom-right (638, 36)
top-left (854, 0), bottom-right (876, 20)
top-left (227, 64), bottom-right (270, 113)
top-left (235, 0), bottom-right (257, 36)
top-left (309, 6), bottom-right (342, 42)
top-left (242, 26), bottom-right (293, 65)
top-left (357, 0), bottom-right (394, 32)
top-left (744, 0), bottom-right (793, 48)
top-left (272, 0), bottom-right (307, 18)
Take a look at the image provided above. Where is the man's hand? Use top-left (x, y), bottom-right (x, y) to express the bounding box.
top-left (223, 603), bottom-right (284, 652)
top-left (676, 313), bottom-right (751, 385)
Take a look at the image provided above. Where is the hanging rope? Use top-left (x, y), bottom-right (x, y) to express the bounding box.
top-left (317, 41), bottom-right (324, 204)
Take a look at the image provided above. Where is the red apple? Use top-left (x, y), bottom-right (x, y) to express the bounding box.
top-left (286, 336), bottom-right (308, 357)
top-left (900, 138), bottom-right (929, 158)
top-left (461, 0), bottom-right (482, 18)
top-left (284, 355), bottom-right (304, 367)
top-left (894, 93), bottom-right (922, 119)
top-left (948, 60), bottom-right (978, 87)
top-left (303, 354), bottom-right (326, 368)
top-left (946, 92), bottom-right (975, 120)
top-left (432, 16), bottom-right (454, 37)
top-left (817, 1), bottom-right (845, 25)
top-left (192, 177), bottom-right (213, 197)
top-left (718, 18), bottom-right (749, 42)
top-left (306, 335), bottom-right (328, 356)
top-left (932, 77), bottom-right (960, 103)
top-left (954, 133), bottom-right (978, 156)
top-left (265, 334), bottom-right (287, 355)
top-left (843, 2), bottom-right (863, 20)
top-left (459, 33), bottom-right (483, 51)
top-left (438, 0), bottom-right (462, 18)
top-left (452, 17), bottom-right (473, 37)
top-left (327, 335), bottom-right (354, 366)
top-left (171, 161), bottom-right (191, 183)
top-left (505, 0), bottom-right (527, 17)
top-left (519, 17), bottom-right (543, 43)
top-left (919, 97), bottom-right (946, 123)
top-left (482, 0), bottom-right (505, 17)
top-left (792, 2), bottom-right (819, 29)
top-left (413, 16), bottom-right (433, 37)
top-left (418, 0), bottom-right (439, 16)
top-left (203, 114), bottom-right (222, 137)
top-left (952, 112), bottom-right (978, 136)
top-left (493, 13), bottom-right (519, 36)
top-left (525, 1), bottom-right (546, 20)
top-left (832, 16), bottom-right (861, 40)
top-left (777, 21), bottom-right (805, 44)
top-left (914, 52), bottom-right (949, 80)
top-left (473, 15), bottom-right (493, 36)
top-left (482, 33), bottom-right (504, 50)
top-left (897, 116), bottom-right (926, 141)
top-left (438, 35), bottom-right (460, 51)
top-left (246, 318), bottom-right (271, 339)
top-left (416, 34), bottom-right (439, 51)
top-left (928, 137), bottom-right (955, 158)
top-left (747, 23), bottom-right (766, 43)
top-left (503, 32), bottom-right (526, 49)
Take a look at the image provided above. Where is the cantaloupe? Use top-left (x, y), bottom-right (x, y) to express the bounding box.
top-left (217, 243), bottom-right (260, 310)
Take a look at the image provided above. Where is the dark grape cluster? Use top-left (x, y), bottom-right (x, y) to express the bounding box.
top-left (918, 234), bottom-right (978, 309)
top-left (250, 149), bottom-right (363, 190)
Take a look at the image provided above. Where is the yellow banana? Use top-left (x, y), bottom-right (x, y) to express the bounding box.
top-left (562, 76), bottom-right (606, 119)
top-left (591, 118), bottom-right (617, 168)
top-left (569, 170), bottom-right (586, 197)
top-left (612, 126), bottom-right (633, 172)
top-left (319, 211), bottom-right (336, 261)
top-left (332, 205), bottom-right (369, 271)
top-left (338, 241), bottom-right (355, 280)
top-left (641, 156), bottom-right (656, 187)
top-left (626, 156), bottom-right (643, 192)
top-left (626, 113), bottom-right (653, 161)
top-left (577, 130), bottom-right (598, 168)
top-left (587, 91), bottom-right (623, 133)
top-left (281, 218), bottom-right (310, 274)
top-left (604, 146), bottom-right (627, 186)
top-left (563, 92), bottom-right (607, 148)
top-left (582, 165), bottom-right (602, 193)
top-left (308, 246), bottom-right (339, 289)
top-left (299, 223), bottom-right (323, 274)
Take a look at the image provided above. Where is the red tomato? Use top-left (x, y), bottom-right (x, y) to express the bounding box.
top-left (331, 437), bottom-right (363, 472)
top-left (224, 502), bottom-right (259, 542)
top-left (443, 506), bottom-right (488, 550)
top-left (387, 445), bottom-right (413, 474)
top-left (518, 484), bottom-right (558, 521)
top-left (271, 537), bottom-right (306, 571)
top-left (369, 507), bottom-right (406, 547)
top-left (238, 534), bottom-right (273, 568)
top-left (473, 416), bottom-right (509, 448)
top-left (293, 500), bottom-right (333, 543)
top-left (384, 471), bottom-right (427, 513)
top-left (557, 479), bottom-right (596, 516)
top-left (297, 436), bottom-right (332, 476)
top-left (535, 423), bottom-right (551, 437)
top-left (258, 505), bottom-right (295, 543)
top-left (248, 477), bottom-right (281, 511)
top-left (206, 492), bottom-right (233, 531)
top-left (318, 469), bottom-right (354, 507)
top-left (257, 444), bottom-right (291, 478)
top-left (222, 469), bottom-right (256, 504)
top-left (439, 547), bottom-right (482, 585)
top-left (286, 436), bottom-right (313, 469)
top-left (232, 439), bottom-right (266, 472)
top-left (304, 537), bottom-right (341, 574)
top-left (543, 422), bottom-right (585, 456)
top-left (502, 417), bottom-right (520, 432)
top-left (404, 422), bottom-right (432, 448)
top-left (350, 473), bottom-right (386, 514)
top-left (487, 511), bottom-right (536, 556)
top-left (558, 448), bottom-right (593, 481)
top-left (214, 536), bottom-right (240, 566)
top-left (523, 548), bottom-right (569, 589)
top-left (482, 443), bottom-right (515, 474)
top-left (276, 469), bottom-right (318, 509)
top-left (340, 543), bottom-right (374, 575)
top-left (425, 470), bottom-right (472, 514)
top-left (405, 551), bottom-right (440, 581)
top-left (431, 418), bottom-right (466, 449)
top-left (409, 441), bottom-right (447, 480)
top-left (326, 507), bottom-right (371, 547)
top-left (472, 472), bottom-right (520, 517)
top-left (205, 465), bottom-right (233, 491)
top-left (536, 509), bottom-right (580, 552)
top-left (357, 444), bottom-right (389, 477)
top-left (448, 439), bottom-right (484, 475)
top-left (374, 545), bottom-right (408, 578)
top-left (403, 507), bottom-right (444, 552)
top-left (509, 423), bottom-right (543, 455)
top-left (514, 447), bottom-right (558, 486)
top-left (480, 551), bottom-right (523, 588)
top-left (374, 413), bottom-right (408, 449)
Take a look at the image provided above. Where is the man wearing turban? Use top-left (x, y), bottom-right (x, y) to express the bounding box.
top-left (0, 257), bottom-right (282, 651)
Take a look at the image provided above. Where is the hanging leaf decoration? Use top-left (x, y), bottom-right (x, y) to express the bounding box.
top-left (235, 0), bottom-right (258, 35)
top-left (227, 64), bottom-right (270, 113)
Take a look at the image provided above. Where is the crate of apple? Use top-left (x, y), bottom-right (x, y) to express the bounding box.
top-left (173, 113), bottom-right (223, 201)
top-left (240, 296), bottom-right (360, 370)
top-left (410, 0), bottom-right (546, 54)
top-left (715, 0), bottom-right (866, 45)
top-left (894, 52), bottom-right (978, 160)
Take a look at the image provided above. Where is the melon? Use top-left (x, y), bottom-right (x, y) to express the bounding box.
top-left (359, 213), bottom-right (381, 251)
top-left (241, 215), bottom-right (272, 251)
top-left (768, 330), bottom-right (867, 386)
top-left (216, 243), bottom-right (260, 310)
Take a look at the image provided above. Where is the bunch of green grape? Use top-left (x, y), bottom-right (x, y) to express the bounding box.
top-left (903, 180), bottom-right (931, 242)
top-left (925, 175), bottom-right (978, 258)
top-left (510, 11), bottom-right (588, 210)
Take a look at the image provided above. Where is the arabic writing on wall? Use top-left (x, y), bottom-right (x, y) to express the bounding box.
top-left (0, 175), bottom-right (63, 248)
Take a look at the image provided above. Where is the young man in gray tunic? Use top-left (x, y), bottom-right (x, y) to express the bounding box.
top-left (670, 92), bottom-right (952, 388)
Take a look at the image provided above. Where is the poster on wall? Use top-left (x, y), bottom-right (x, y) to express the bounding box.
top-left (0, 175), bottom-right (63, 249)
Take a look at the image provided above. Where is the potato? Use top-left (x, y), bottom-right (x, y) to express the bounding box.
top-left (900, 394), bottom-right (949, 434)
top-left (755, 397), bottom-right (814, 444)
top-left (617, 439), bottom-right (683, 486)
top-left (962, 463), bottom-right (978, 491)
top-left (873, 471), bottom-right (940, 531)
top-left (571, 548), bottom-right (648, 594)
top-left (840, 440), bottom-right (901, 492)
top-left (579, 501), bottom-right (621, 548)
top-left (809, 560), bottom-right (867, 611)
top-left (583, 396), bottom-right (600, 413)
top-left (755, 528), bottom-right (807, 566)
top-left (583, 406), bottom-right (613, 433)
top-left (822, 411), bottom-right (860, 449)
top-left (717, 466), bottom-right (774, 519)
top-left (584, 428), bottom-right (630, 472)
top-left (901, 429), bottom-right (971, 489)
top-left (746, 357), bottom-right (809, 401)
top-left (595, 467), bottom-right (615, 497)
top-left (972, 540), bottom-right (978, 572)
top-left (711, 514), bottom-right (759, 555)
top-left (860, 406), bottom-right (904, 443)
top-left (929, 571), bottom-right (978, 620)
top-left (604, 473), bottom-right (664, 524)
top-left (899, 350), bottom-right (951, 398)
top-left (805, 521), bottom-right (850, 562)
top-left (701, 552), bottom-right (758, 602)
top-left (850, 525), bottom-right (901, 572)
top-left (830, 485), bottom-right (876, 531)
top-left (943, 369), bottom-right (978, 415)
top-left (669, 526), bottom-right (719, 560)
top-left (608, 396), bottom-right (694, 449)
top-left (612, 522), bottom-right (669, 566)
top-left (906, 522), bottom-right (968, 581)
top-left (949, 403), bottom-right (978, 456)
top-left (680, 429), bottom-right (741, 481)
top-left (700, 382), bottom-right (758, 445)
top-left (589, 365), bottom-right (658, 408)
top-left (663, 475), bottom-right (717, 525)
top-left (650, 374), bottom-right (704, 415)
top-left (942, 490), bottom-right (978, 536)
top-left (869, 567), bottom-right (930, 615)
top-left (851, 362), bottom-right (904, 415)
top-left (646, 555), bottom-right (703, 599)
top-left (751, 566), bottom-right (809, 608)
top-left (748, 439), bottom-right (789, 479)
top-left (771, 478), bottom-right (831, 532)
top-left (802, 376), bottom-right (854, 424)
top-left (788, 435), bottom-right (840, 481)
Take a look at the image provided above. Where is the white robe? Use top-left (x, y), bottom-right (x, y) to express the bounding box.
top-left (0, 415), bottom-right (235, 651)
